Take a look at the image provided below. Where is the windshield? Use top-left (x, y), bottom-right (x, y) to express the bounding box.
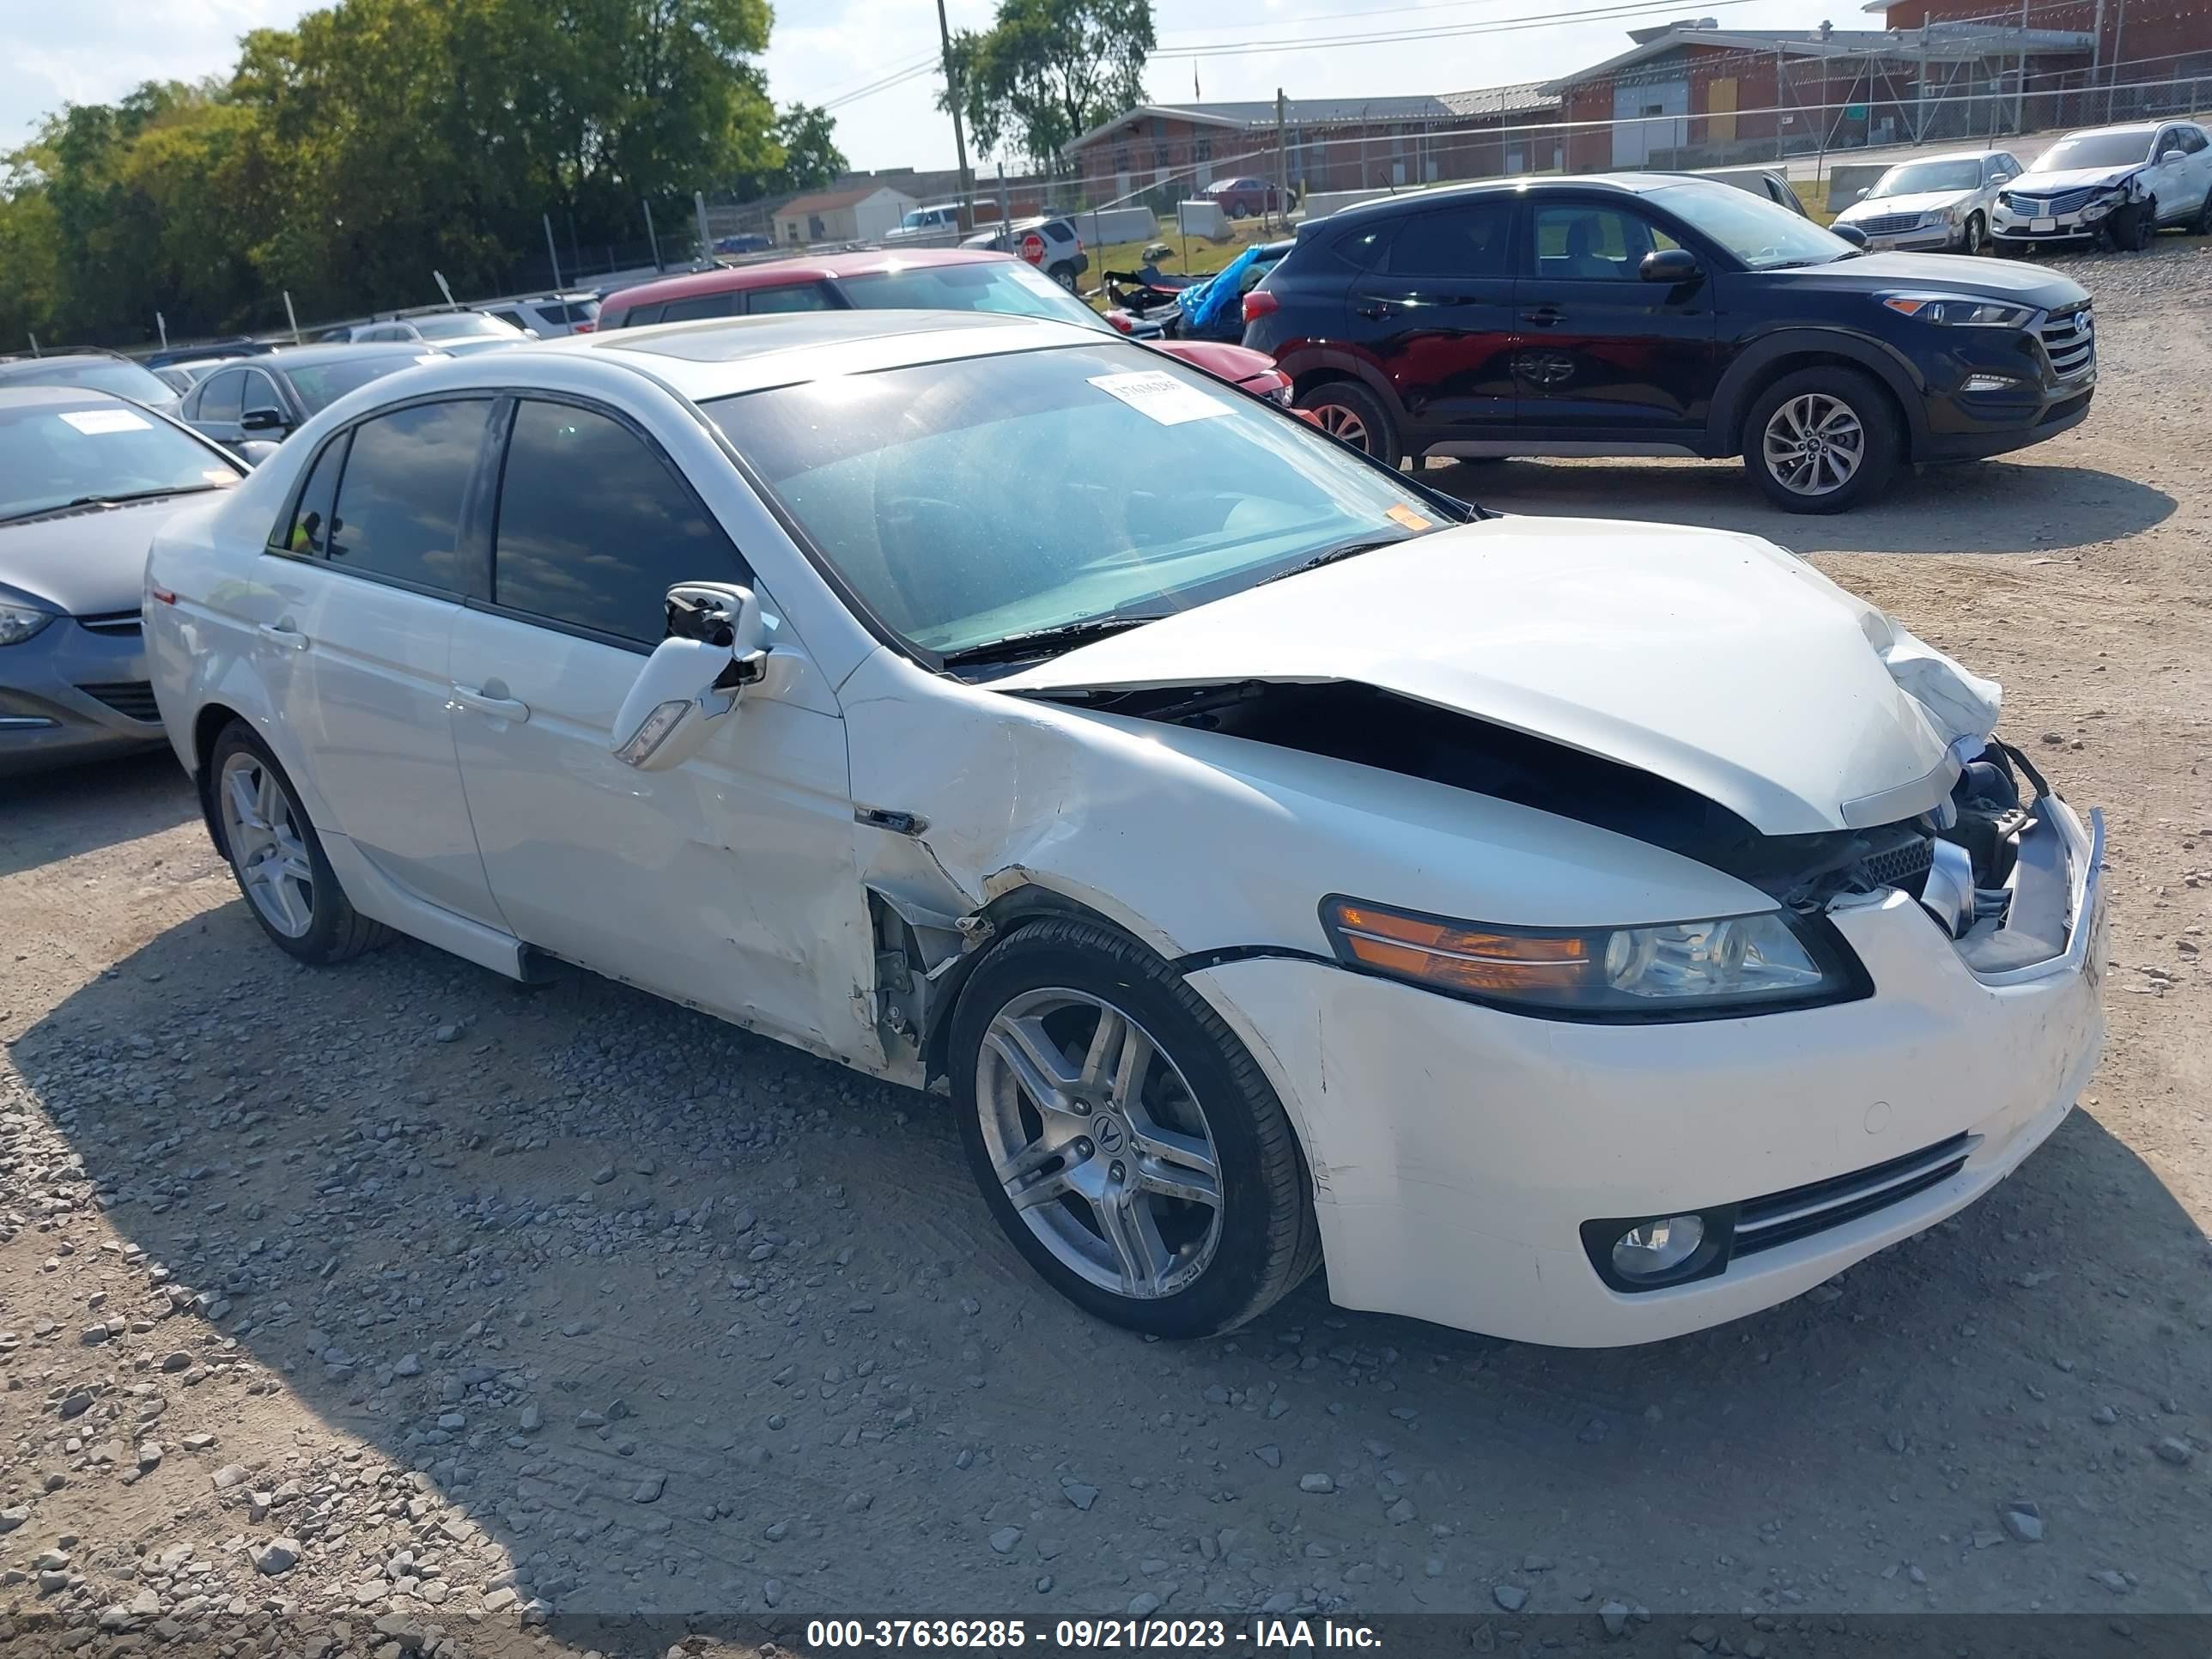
top-left (838, 263), bottom-right (1112, 334)
top-left (1647, 181), bottom-right (1853, 269)
top-left (0, 356), bottom-right (178, 404)
top-left (705, 344), bottom-right (1449, 659)
top-left (284, 354), bottom-right (432, 414)
top-left (2029, 131), bottom-right (2155, 172)
top-left (414, 312), bottom-right (521, 340)
top-left (0, 399), bottom-right (240, 520)
top-left (1869, 160), bottom-right (1984, 197)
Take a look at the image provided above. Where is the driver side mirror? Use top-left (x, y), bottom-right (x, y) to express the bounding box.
top-left (610, 582), bottom-right (768, 772)
top-left (1832, 222), bottom-right (1870, 249)
top-left (1639, 247), bottom-right (1701, 283)
top-left (1850, 186), bottom-right (1870, 204)
top-left (241, 406), bottom-right (289, 434)
top-left (2159, 149), bottom-right (2185, 166)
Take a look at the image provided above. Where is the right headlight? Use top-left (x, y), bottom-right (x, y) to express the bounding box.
top-left (1319, 896), bottom-right (1868, 1020)
top-left (0, 602), bottom-right (58, 647)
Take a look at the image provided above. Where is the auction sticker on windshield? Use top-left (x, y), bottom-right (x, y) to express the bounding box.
top-left (59, 409), bottom-right (153, 435)
top-left (1089, 370), bottom-right (1231, 426)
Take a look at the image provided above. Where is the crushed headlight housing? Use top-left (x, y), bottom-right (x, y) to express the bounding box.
top-left (1882, 295), bottom-right (2036, 327)
top-left (2081, 195), bottom-right (2118, 221)
top-left (1319, 897), bottom-right (1868, 1019)
top-left (0, 602), bottom-right (58, 647)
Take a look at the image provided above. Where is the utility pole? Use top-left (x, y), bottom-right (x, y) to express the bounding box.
top-left (2013, 0), bottom-right (2028, 135)
top-left (642, 198), bottom-right (664, 271)
top-left (695, 191), bottom-right (714, 264)
top-left (1274, 88), bottom-right (1289, 233)
top-left (544, 213), bottom-right (564, 291)
top-left (936, 0), bottom-right (975, 234)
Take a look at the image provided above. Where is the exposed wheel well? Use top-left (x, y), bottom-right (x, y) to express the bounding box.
top-left (1291, 368), bottom-right (1364, 404)
top-left (918, 884), bottom-right (1152, 1091)
top-left (1725, 352), bottom-right (1911, 459)
top-left (191, 702), bottom-right (247, 855)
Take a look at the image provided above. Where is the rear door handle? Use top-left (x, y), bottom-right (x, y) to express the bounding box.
top-left (1354, 300), bottom-right (1400, 319)
top-left (450, 684), bottom-right (531, 723)
top-left (258, 621), bottom-right (307, 650)
top-left (1522, 306), bottom-right (1564, 326)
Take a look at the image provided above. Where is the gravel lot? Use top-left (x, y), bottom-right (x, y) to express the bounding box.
top-left (3, 240), bottom-right (2209, 1659)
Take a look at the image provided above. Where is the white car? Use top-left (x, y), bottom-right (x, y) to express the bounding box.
top-left (884, 204), bottom-right (965, 246)
top-left (1833, 150), bottom-right (2020, 254)
top-left (142, 314), bottom-right (2106, 1347)
top-left (1992, 121), bottom-right (2212, 251)
top-left (479, 293), bottom-right (601, 338)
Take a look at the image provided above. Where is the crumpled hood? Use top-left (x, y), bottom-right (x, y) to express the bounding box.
top-left (1837, 189), bottom-right (1970, 222)
top-left (994, 518), bottom-right (2001, 836)
top-left (2009, 166), bottom-right (2137, 194)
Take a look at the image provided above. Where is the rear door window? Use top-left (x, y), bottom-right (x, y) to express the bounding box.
top-left (1383, 202), bottom-right (1516, 276)
top-left (746, 284), bottom-right (835, 314)
top-left (490, 399), bottom-right (744, 644)
top-left (658, 291), bottom-right (742, 324)
top-left (325, 399), bottom-right (494, 595)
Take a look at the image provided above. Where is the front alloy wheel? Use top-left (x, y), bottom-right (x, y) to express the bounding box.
top-left (1761, 392), bottom-right (1866, 499)
top-left (951, 917), bottom-right (1322, 1338)
top-left (1962, 211), bottom-right (1987, 255)
top-left (976, 988), bottom-right (1223, 1300)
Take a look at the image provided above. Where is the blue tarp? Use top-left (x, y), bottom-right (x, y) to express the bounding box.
top-left (1178, 245), bottom-right (1264, 337)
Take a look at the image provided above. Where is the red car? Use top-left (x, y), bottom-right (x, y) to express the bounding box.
top-left (1200, 178), bottom-right (1283, 218)
top-left (594, 250), bottom-right (1291, 404)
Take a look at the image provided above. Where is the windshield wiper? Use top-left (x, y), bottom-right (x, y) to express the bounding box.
top-left (1260, 536), bottom-right (1404, 586)
top-left (939, 612), bottom-right (1167, 669)
top-left (60, 484), bottom-right (226, 510)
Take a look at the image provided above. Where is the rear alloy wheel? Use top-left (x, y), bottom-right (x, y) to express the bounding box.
top-left (951, 918), bottom-right (1322, 1338)
top-left (1048, 262), bottom-right (1079, 292)
top-left (1744, 367), bottom-right (1898, 514)
top-left (1229, 199), bottom-right (1250, 219)
top-left (1293, 379), bottom-right (1401, 468)
top-left (209, 722), bottom-right (390, 964)
top-left (1962, 211), bottom-right (1987, 255)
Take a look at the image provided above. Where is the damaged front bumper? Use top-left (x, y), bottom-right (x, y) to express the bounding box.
top-left (1185, 794), bottom-right (2106, 1347)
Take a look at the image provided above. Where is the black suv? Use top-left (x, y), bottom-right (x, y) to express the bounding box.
top-left (1241, 174), bottom-right (2095, 512)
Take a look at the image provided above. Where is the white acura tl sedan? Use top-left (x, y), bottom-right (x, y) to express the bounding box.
top-left (143, 312), bottom-right (2106, 1346)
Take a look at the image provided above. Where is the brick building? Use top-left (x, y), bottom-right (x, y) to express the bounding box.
top-left (1060, 89), bottom-right (1560, 208)
top-left (1542, 18), bottom-right (2099, 172)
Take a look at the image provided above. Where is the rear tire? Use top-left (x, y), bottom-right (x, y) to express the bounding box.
top-left (1742, 366), bottom-right (1899, 515)
top-left (949, 917), bottom-right (1322, 1339)
top-left (209, 721), bottom-right (391, 964)
top-left (1048, 262), bottom-right (1079, 292)
top-left (1229, 199), bottom-right (1250, 219)
top-left (2191, 191), bottom-right (2212, 235)
top-left (1294, 379), bottom-right (1402, 468)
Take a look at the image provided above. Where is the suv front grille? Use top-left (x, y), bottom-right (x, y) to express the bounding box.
top-left (76, 609), bottom-right (143, 637)
top-left (1734, 1133), bottom-right (1976, 1258)
top-left (2011, 185), bottom-right (2098, 216)
top-left (1855, 211), bottom-right (1925, 236)
top-left (2039, 307), bottom-right (2094, 380)
top-left (77, 681), bottom-right (161, 722)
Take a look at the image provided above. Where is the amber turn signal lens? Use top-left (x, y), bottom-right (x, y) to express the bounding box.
top-left (1324, 900), bottom-right (1592, 996)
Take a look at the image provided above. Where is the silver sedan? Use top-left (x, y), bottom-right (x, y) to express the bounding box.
top-left (1833, 150), bottom-right (2021, 254)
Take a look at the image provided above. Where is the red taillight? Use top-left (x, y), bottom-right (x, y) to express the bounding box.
top-left (1242, 290), bottom-right (1279, 325)
top-left (149, 586), bottom-right (176, 605)
top-left (572, 320), bottom-right (596, 333)
top-left (1105, 309), bottom-right (1134, 334)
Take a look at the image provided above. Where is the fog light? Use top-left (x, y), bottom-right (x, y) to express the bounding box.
top-left (1962, 374), bottom-right (2021, 392)
top-left (1611, 1215), bottom-right (1705, 1279)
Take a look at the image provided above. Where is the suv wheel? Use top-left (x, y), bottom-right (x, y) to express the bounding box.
top-left (1048, 262), bottom-right (1079, 292)
top-left (2109, 197), bottom-right (2156, 251)
top-left (210, 722), bottom-right (392, 963)
top-left (1294, 380), bottom-right (1401, 468)
top-left (1743, 367), bottom-right (1898, 514)
top-left (950, 918), bottom-right (1322, 1338)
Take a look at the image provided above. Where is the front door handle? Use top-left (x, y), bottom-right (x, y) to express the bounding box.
top-left (258, 621), bottom-right (307, 650)
top-left (1522, 305), bottom-right (1564, 327)
top-left (450, 684), bottom-right (531, 723)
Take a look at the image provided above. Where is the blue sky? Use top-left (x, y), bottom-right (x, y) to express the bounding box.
top-left (1, 0), bottom-right (1860, 170)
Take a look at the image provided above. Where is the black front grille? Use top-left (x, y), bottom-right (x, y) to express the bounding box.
top-left (76, 609), bottom-right (143, 637)
top-left (77, 681), bottom-right (161, 722)
top-left (1734, 1133), bottom-right (1975, 1258)
top-left (1861, 836), bottom-right (1934, 896)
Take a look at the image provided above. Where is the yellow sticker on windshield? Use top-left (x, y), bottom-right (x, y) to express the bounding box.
top-left (1386, 504), bottom-right (1434, 532)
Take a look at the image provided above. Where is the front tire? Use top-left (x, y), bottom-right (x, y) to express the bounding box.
top-left (949, 917), bottom-right (1322, 1339)
top-left (1742, 366), bottom-right (1899, 514)
top-left (1961, 211), bottom-right (1987, 255)
top-left (2108, 198), bottom-right (2156, 251)
top-left (1293, 379), bottom-right (1402, 468)
top-left (209, 722), bottom-right (390, 964)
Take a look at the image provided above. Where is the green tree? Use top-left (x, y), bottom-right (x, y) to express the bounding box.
top-left (943, 0), bottom-right (1153, 178)
top-left (773, 104), bottom-right (847, 192)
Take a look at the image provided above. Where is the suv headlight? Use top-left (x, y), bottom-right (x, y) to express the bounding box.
top-left (1319, 897), bottom-right (1867, 1019)
top-left (1881, 294), bottom-right (2035, 327)
top-left (0, 602), bottom-right (58, 646)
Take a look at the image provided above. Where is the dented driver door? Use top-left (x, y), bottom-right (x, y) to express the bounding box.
top-left (445, 398), bottom-right (867, 1054)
